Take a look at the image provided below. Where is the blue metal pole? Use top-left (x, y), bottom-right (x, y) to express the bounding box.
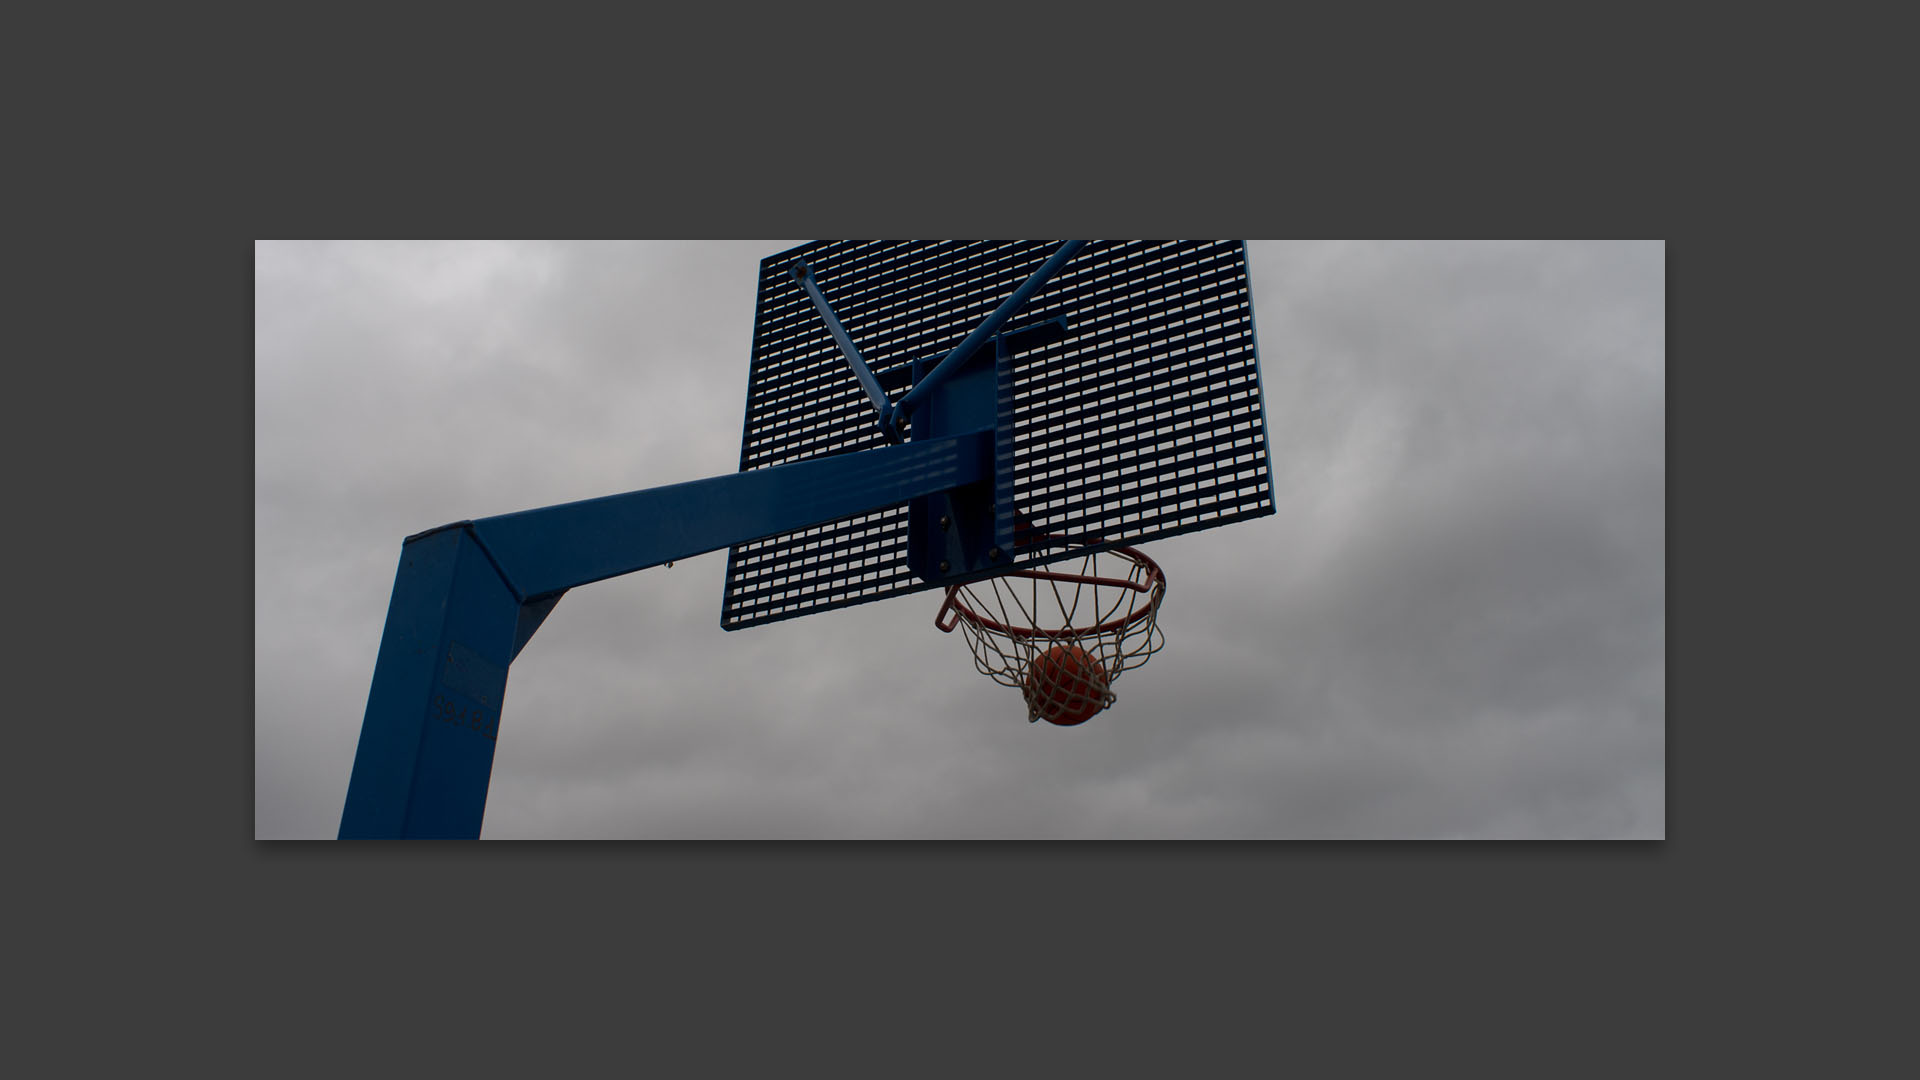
top-left (339, 524), bottom-right (523, 839)
top-left (881, 240), bottom-right (1086, 437)
top-left (339, 430), bottom-right (992, 837)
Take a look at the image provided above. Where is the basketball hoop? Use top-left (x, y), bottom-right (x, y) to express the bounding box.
top-left (935, 544), bottom-right (1166, 725)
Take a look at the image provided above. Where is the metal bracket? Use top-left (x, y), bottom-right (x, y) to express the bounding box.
top-left (906, 316), bottom-right (1070, 587)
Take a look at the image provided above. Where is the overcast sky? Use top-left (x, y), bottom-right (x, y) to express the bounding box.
top-left (255, 240), bottom-right (1664, 839)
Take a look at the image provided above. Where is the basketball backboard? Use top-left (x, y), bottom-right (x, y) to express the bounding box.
top-left (722, 240), bottom-right (1274, 630)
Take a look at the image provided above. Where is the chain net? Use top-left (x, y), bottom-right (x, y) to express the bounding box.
top-left (936, 545), bottom-right (1166, 725)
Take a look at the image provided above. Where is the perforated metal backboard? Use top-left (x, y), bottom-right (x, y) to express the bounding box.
top-left (721, 240), bottom-right (1273, 630)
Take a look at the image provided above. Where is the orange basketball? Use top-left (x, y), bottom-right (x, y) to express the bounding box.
top-left (1024, 644), bottom-right (1110, 726)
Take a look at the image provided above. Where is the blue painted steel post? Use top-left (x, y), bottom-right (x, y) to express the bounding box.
top-left (340, 431), bottom-right (993, 837)
top-left (340, 524), bottom-right (526, 839)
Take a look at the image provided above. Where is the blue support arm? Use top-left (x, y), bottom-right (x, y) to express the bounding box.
top-left (472, 430), bottom-right (990, 600)
top-left (341, 429), bottom-right (993, 839)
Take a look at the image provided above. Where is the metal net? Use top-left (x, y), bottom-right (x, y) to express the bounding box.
top-left (935, 546), bottom-right (1166, 724)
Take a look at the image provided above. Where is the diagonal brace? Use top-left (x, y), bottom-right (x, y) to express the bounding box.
top-left (790, 258), bottom-right (889, 420)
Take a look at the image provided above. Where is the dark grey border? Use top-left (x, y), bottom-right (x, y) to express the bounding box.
top-left (43, 7), bottom-right (1826, 1067)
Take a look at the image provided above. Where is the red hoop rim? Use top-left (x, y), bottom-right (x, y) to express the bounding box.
top-left (934, 544), bottom-right (1165, 638)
